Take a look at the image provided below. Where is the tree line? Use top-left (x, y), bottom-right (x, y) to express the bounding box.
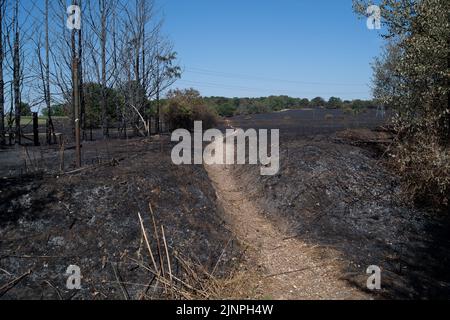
top-left (39, 92), bottom-right (378, 121)
top-left (203, 95), bottom-right (378, 117)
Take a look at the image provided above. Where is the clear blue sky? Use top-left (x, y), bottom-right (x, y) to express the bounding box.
top-left (160, 0), bottom-right (383, 100)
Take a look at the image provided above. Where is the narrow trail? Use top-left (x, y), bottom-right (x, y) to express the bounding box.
top-left (205, 137), bottom-right (370, 300)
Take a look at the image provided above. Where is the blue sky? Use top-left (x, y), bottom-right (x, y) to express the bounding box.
top-left (160, 0), bottom-right (383, 100)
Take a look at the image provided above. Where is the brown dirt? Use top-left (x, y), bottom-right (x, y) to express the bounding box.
top-left (212, 127), bottom-right (450, 299)
top-left (206, 160), bottom-right (369, 300)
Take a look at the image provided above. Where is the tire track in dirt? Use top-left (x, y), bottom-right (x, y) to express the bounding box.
top-left (204, 134), bottom-right (370, 300)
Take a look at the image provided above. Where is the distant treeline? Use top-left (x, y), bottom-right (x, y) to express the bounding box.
top-left (201, 96), bottom-right (378, 117)
top-left (39, 88), bottom-right (378, 125)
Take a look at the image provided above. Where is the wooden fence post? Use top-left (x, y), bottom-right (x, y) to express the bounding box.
top-left (33, 112), bottom-right (40, 146)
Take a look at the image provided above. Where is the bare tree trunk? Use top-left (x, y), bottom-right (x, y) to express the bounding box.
top-left (13, 0), bottom-right (20, 145)
top-left (0, 0), bottom-right (5, 146)
top-left (141, 11), bottom-right (147, 136)
top-left (8, 83), bottom-right (12, 145)
top-left (100, 0), bottom-right (108, 138)
top-left (111, 7), bottom-right (122, 137)
top-left (156, 82), bottom-right (160, 134)
top-left (71, 1), bottom-right (81, 167)
top-left (155, 43), bottom-right (161, 134)
top-left (72, 55), bottom-right (81, 167)
top-left (45, 0), bottom-right (56, 145)
top-left (78, 0), bottom-right (85, 141)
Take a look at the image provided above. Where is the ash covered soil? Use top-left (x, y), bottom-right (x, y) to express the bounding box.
top-left (0, 138), bottom-right (239, 299)
top-left (1, 108), bottom-right (449, 300)
top-left (226, 126), bottom-right (450, 299)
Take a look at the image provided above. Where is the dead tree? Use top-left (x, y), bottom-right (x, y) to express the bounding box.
top-left (49, 0), bottom-right (77, 134)
top-left (153, 46), bottom-right (181, 133)
top-left (85, 0), bottom-right (115, 138)
top-left (78, 0), bottom-right (85, 141)
top-left (0, 0), bottom-right (5, 146)
top-left (117, 0), bottom-right (180, 136)
top-left (100, 0), bottom-right (108, 137)
top-left (44, 0), bottom-right (56, 144)
top-left (12, 0), bottom-right (20, 145)
top-left (71, 0), bottom-right (81, 167)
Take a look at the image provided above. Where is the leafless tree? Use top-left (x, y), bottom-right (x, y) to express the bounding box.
top-left (85, 0), bottom-right (117, 138)
top-left (0, 0), bottom-right (179, 148)
top-left (0, 0), bottom-right (5, 146)
top-left (116, 0), bottom-right (180, 136)
top-left (12, 0), bottom-right (20, 144)
top-left (152, 40), bottom-right (181, 133)
top-left (35, 0), bottom-right (57, 144)
top-left (71, 0), bottom-right (81, 167)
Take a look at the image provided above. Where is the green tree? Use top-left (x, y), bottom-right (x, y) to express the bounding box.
top-left (354, 0), bottom-right (449, 140)
top-left (20, 102), bottom-right (32, 116)
top-left (164, 88), bottom-right (217, 130)
top-left (310, 97), bottom-right (326, 107)
top-left (298, 98), bottom-right (310, 108)
top-left (84, 82), bottom-right (123, 128)
top-left (327, 97), bottom-right (343, 109)
top-left (354, 0), bottom-right (450, 208)
top-left (42, 104), bottom-right (68, 117)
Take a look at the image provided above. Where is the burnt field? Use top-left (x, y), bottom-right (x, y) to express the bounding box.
top-left (225, 108), bottom-right (388, 137)
top-left (0, 108), bottom-right (449, 300)
top-left (0, 138), bottom-right (242, 299)
top-left (224, 109), bottom-right (450, 299)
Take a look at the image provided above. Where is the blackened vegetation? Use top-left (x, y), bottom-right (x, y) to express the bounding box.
top-left (0, 108), bottom-right (448, 299)
top-left (0, 138), bottom-right (238, 299)
top-left (229, 125), bottom-right (450, 299)
top-left (0, 173), bottom-right (52, 225)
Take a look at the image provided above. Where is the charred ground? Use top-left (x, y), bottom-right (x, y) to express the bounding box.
top-left (0, 108), bottom-right (449, 299)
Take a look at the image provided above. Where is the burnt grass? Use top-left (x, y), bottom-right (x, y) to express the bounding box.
top-left (0, 138), bottom-right (238, 300)
top-left (228, 109), bottom-right (450, 299)
top-left (1, 108), bottom-right (449, 299)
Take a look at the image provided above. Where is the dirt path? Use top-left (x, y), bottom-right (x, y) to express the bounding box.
top-left (205, 139), bottom-right (370, 300)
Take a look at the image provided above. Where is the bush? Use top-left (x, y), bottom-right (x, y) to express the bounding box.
top-left (389, 119), bottom-right (450, 211)
top-left (354, 0), bottom-right (449, 211)
top-left (164, 89), bottom-right (218, 130)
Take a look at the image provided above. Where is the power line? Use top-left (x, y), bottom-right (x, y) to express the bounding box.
top-left (184, 66), bottom-right (368, 87)
top-left (177, 79), bottom-right (369, 96)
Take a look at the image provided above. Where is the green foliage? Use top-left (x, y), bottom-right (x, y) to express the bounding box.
top-left (164, 89), bottom-right (218, 130)
top-left (299, 98), bottom-right (310, 108)
top-left (42, 104), bottom-right (68, 117)
top-left (310, 97), bottom-right (326, 107)
top-left (354, 0), bottom-right (450, 210)
top-left (203, 95), bottom-right (374, 116)
top-left (84, 82), bottom-right (124, 127)
top-left (327, 97), bottom-right (343, 109)
top-left (19, 102), bottom-right (32, 116)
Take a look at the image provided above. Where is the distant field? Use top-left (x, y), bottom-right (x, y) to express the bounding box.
top-left (224, 108), bottom-right (388, 137)
top-left (4, 116), bottom-right (69, 126)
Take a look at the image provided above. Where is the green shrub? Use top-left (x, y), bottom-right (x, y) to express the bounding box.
top-left (390, 118), bottom-right (450, 210)
top-left (164, 89), bottom-right (218, 130)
